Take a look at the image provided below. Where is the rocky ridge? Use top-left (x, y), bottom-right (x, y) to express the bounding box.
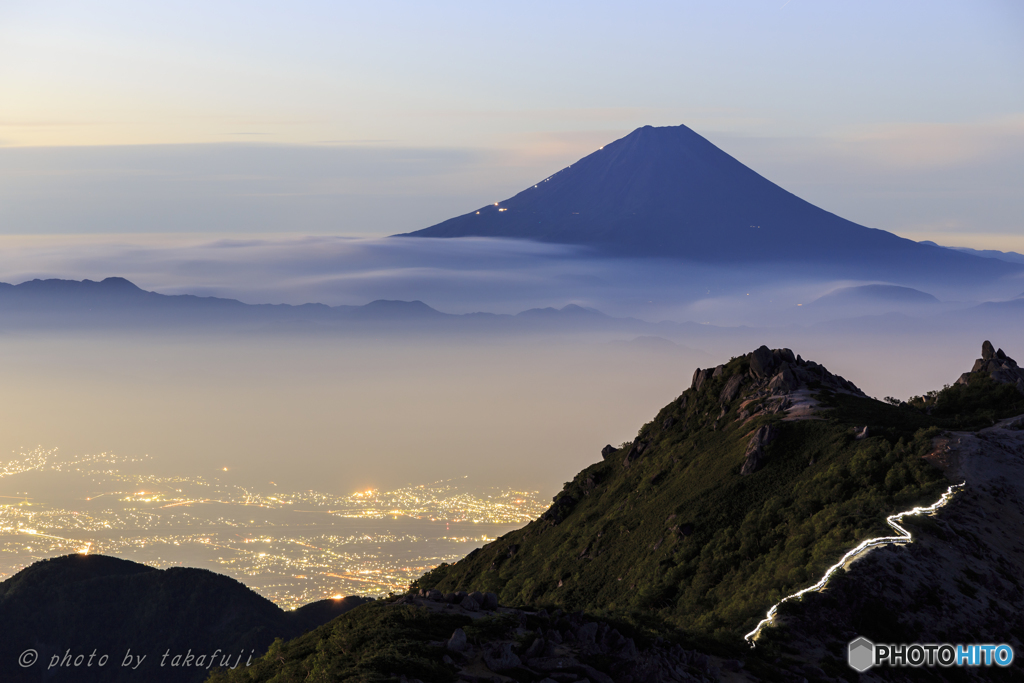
top-left (208, 343), bottom-right (1024, 683)
top-left (956, 339), bottom-right (1024, 393)
top-left (392, 590), bottom-right (722, 683)
top-left (690, 345), bottom-right (864, 424)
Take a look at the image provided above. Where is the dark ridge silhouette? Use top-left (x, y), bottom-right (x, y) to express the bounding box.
top-left (0, 554), bottom-right (370, 683)
top-left (0, 277), bottom-right (666, 333)
top-left (400, 124), bottom-right (1019, 281)
top-left (919, 240), bottom-right (1024, 265)
top-left (515, 303), bottom-right (607, 319)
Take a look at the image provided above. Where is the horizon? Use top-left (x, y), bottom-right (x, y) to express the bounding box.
top-left (1, 1), bottom-right (1023, 252)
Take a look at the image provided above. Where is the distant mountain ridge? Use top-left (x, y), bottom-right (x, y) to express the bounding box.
top-left (400, 125), bottom-right (1019, 282)
top-left (919, 240), bottom-right (1024, 265)
top-left (3, 276), bottom-right (1022, 336)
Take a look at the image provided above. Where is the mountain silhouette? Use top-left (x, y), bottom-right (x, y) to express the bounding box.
top-left (400, 124), bottom-right (1017, 280)
top-left (0, 554), bottom-right (371, 683)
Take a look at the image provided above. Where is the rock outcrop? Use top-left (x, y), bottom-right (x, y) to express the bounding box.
top-left (740, 424), bottom-right (779, 475)
top-left (956, 340), bottom-right (1024, 393)
top-left (692, 345), bottom-right (865, 424)
top-left (399, 595), bottom-right (720, 683)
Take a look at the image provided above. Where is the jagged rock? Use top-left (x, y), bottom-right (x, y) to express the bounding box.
top-left (768, 364), bottom-right (799, 394)
top-left (576, 622), bottom-right (599, 643)
top-left (622, 438), bottom-right (650, 468)
top-left (541, 495), bottom-right (578, 524)
top-left (483, 642), bottom-right (521, 671)
top-left (524, 636), bottom-right (546, 658)
top-left (447, 627), bottom-right (468, 652)
top-left (749, 345), bottom-right (775, 379)
top-left (956, 341), bottom-right (1024, 393)
top-left (719, 373), bottom-right (744, 404)
top-left (600, 444), bottom-right (616, 460)
top-left (741, 424), bottom-right (779, 475)
top-left (691, 367), bottom-right (713, 392)
top-left (712, 364), bottom-right (726, 378)
top-left (854, 426), bottom-right (869, 440)
top-left (527, 655), bottom-right (582, 672)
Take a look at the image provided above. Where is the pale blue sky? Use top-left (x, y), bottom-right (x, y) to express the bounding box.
top-left (1, 1), bottom-right (1022, 247)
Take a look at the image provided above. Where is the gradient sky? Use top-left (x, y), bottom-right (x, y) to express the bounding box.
top-left (1, 1), bottom-right (1022, 248)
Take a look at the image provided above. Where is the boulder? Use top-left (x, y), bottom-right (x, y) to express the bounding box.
top-left (741, 424), bottom-right (779, 475)
top-left (482, 591), bottom-right (499, 610)
top-left (524, 636), bottom-right (546, 659)
top-left (982, 340), bottom-right (996, 360)
top-left (719, 373), bottom-right (744, 405)
top-left (749, 345), bottom-right (775, 379)
top-left (767, 364), bottom-right (799, 394)
top-left (483, 642), bottom-right (521, 671)
top-left (600, 444), bottom-right (616, 460)
top-left (446, 628), bottom-right (468, 652)
top-left (691, 367), bottom-right (713, 392)
top-left (576, 622), bottom-right (599, 643)
top-left (460, 595), bottom-right (480, 611)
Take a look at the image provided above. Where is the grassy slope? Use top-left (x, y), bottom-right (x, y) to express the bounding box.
top-left (207, 602), bottom-right (470, 683)
top-left (412, 354), bottom-right (951, 642)
top-left (205, 350), bottom-right (1024, 682)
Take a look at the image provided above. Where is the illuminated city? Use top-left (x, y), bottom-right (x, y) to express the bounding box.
top-left (0, 448), bottom-right (548, 609)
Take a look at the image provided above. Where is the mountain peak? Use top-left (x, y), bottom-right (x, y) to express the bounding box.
top-left (399, 125), bottom-right (1019, 281)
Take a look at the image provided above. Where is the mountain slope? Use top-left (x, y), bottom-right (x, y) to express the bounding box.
top-left (412, 346), bottom-right (959, 638)
top-left (207, 343), bottom-right (1024, 682)
top-left (413, 343), bottom-right (1024, 638)
top-left (0, 554), bottom-right (369, 683)
top-left (400, 125), bottom-right (1020, 280)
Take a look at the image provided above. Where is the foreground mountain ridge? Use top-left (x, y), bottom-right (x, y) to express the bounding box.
top-left (208, 342), bottom-right (1024, 682)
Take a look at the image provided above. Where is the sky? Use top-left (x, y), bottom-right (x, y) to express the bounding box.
top-left (1, 1), bottom-right (1022, 251)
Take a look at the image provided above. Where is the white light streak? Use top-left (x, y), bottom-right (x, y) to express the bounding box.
top-left (744, 482), bottom-right (965, 647)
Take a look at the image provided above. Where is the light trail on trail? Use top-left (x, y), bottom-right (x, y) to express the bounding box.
top-left (744, 482), bottom-right (965, 647)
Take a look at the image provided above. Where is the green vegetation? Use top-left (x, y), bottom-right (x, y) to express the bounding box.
top-left (412, 354), bottom-right (962, 645)
top-left (208, 602), bottom-right (468, 683)
top-left (906, 373), bottom-right (1024, 429)
top-left (208, 347), bottom-right (1023, 681)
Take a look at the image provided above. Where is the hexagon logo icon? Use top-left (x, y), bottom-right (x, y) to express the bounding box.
top-left (848, 637), bottom-right (875, 672)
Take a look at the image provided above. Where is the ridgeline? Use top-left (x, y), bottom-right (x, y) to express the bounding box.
top-left (205, 342), bottom-right (1024, 682)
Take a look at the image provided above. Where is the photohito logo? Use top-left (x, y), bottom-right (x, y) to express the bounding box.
top-left (848, 637), bottom-right (1014, 671)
